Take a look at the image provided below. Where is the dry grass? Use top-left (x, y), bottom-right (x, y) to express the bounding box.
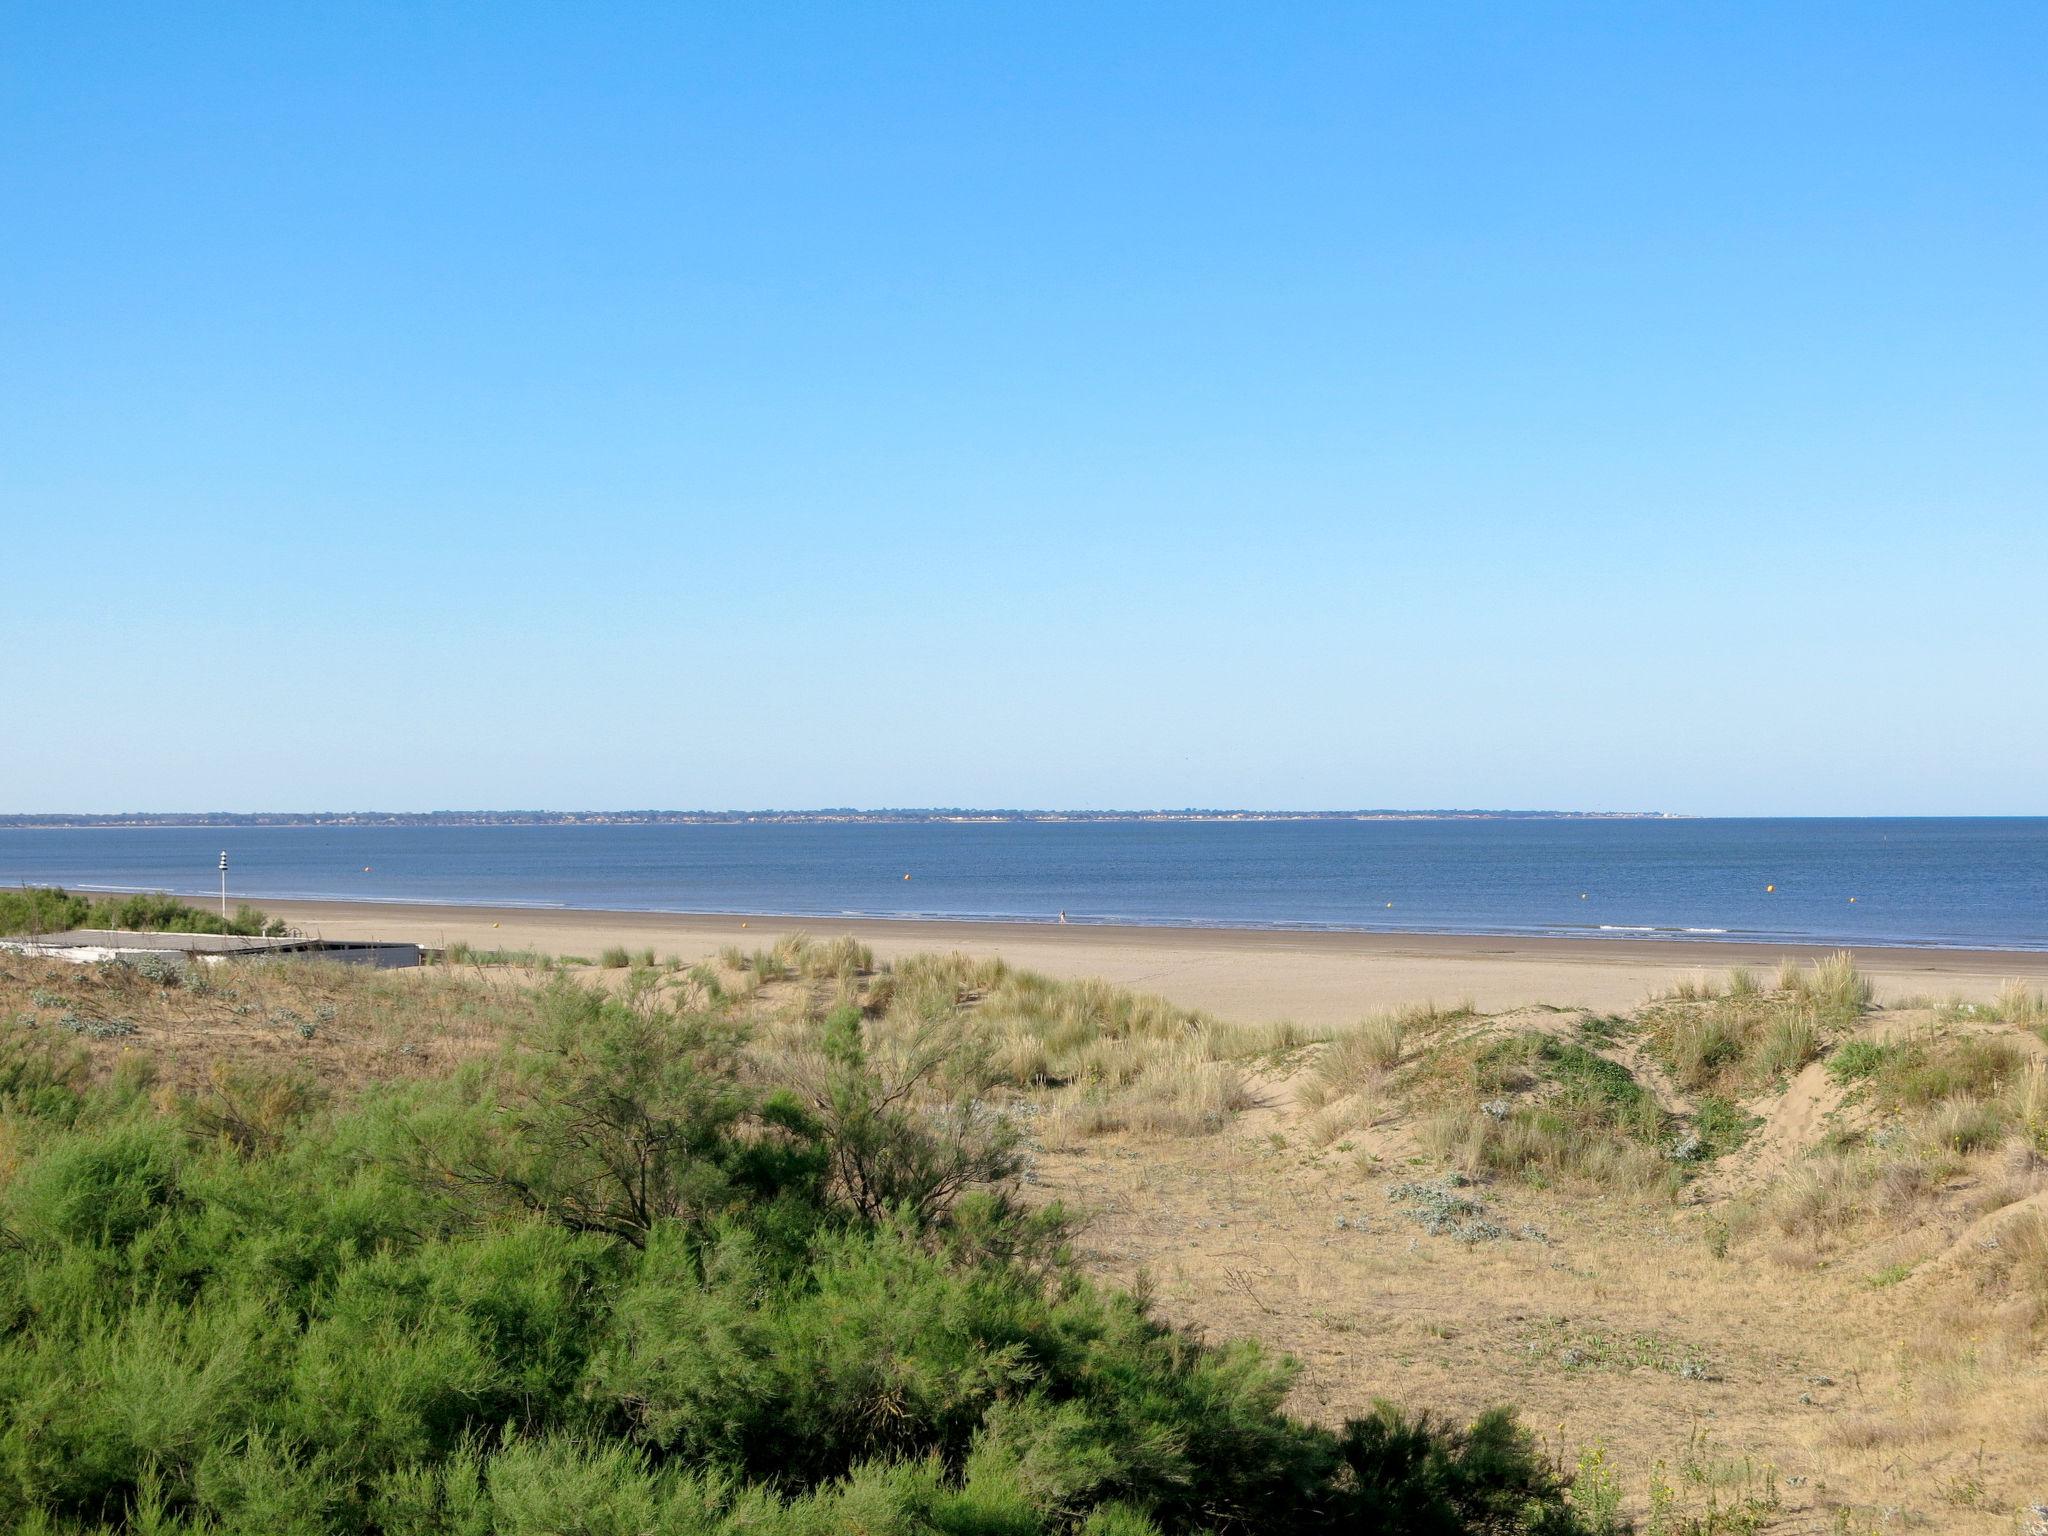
top-left (2021, 1058), bottom-right (2048, 1141)
top-left (16, 942), bottom-right (2048, 1531)
top-left (1835, 1031), bottom-right (2027, 1123)
top-left (1645, 956), bottom-right (1871, 1101)
top-left (0, 952), bottom-right (519, 1095)
top-left (1923, 1096), bottom-right (2006, 1154)
top-left (729, 947), bottom-right (1320, 1145)
top-left (1416, 1100), bottom-right (1675, 1192)
top-left (1021, 980), bottom-right (2048, 1533)
top-left (1993, 978), bottom-right (2047, 1030)
top-left (1042, 1050), bottom-right (1259, 1140)
top-left (1732, 1011), bottom-right (2041, 1269)
top-left (1670, 972), bottom-right (1722, 1002)
top-left (1753, 1155), bottom-right (1886, 1246)
top-left (1789, 949), bottom-right (1875, 1017)
top-left (2004, 1210), bottom-right (2048, 1305)
top-left (1293, 1007), bottom-right (1459, 1143)
top-left (1313, 1012), bottom-right (1406, 1097)
top-left (1382, 1020), bottom-right (1692, 1196)
top-left (0, 938), bottom-right (1284, 1152)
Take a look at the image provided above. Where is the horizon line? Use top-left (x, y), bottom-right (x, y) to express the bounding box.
top-left (4, 806), bottom-right (1689, 823)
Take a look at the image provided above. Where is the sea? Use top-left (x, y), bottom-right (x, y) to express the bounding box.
top-left (3, 818), bottom-right (2045, 951)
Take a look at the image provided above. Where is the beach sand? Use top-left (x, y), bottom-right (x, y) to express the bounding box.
top-left (260, 898), bottom-right (2048, 1026)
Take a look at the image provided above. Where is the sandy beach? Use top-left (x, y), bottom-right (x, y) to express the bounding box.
top-left (261, 897), bottom-right (2048, 1025)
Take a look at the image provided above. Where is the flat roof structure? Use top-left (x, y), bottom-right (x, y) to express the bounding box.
top-left (0, 930), bottom-right (421, 968)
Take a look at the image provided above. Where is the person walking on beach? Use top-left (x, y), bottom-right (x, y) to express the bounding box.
top-left (1058, 910), bottom-right (1068, 924)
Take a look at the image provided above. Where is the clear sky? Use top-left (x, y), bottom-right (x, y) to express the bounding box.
top-left (4, 4), bottom-right (2042, 816)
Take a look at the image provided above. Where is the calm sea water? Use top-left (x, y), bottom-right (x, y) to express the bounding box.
top-left (2, 819), bottom-right (2044, 950)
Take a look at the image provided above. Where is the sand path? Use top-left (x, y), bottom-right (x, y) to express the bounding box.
top-left (1695, 1061), bottom-right (1844, 1202)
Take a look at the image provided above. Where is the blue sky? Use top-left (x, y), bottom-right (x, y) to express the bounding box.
top-left (3, 4), bottom-right (2042, 815)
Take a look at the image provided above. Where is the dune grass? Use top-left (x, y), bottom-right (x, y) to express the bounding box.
top-left (1782, 950), bottom-right (1875, 1019)
top-left (1642, 954), bottom-right (1872, 1101)
top-left (1990, 979), bottom-right (2047, 1034)
top-left (442, 942), bottom-right (557, 968)
top-left (737, 949), bottom-right (1316, 1144)
top-left (710, 933), bottom-right (867, 980)
top-left (1294, 1004), bottom-right (1479, 1146)
top-left (1313, 1015), bottom-right (1406, 1096)
top-left (1399, 1027), bottom-right (1680, 1194)
top-left (1729, 989), bottom-right (2043, 1271)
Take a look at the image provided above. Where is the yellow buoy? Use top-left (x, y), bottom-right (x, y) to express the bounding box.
top-left (1765, 884), bottom-right (1776, 893)
top-left (903, 873), bottom-right (912, 881)
top-left (1848, 897), bottom-right (1856, 903)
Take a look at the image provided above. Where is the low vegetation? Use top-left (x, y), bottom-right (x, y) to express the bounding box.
top-left (10, 939), bottom-right (2048, 1530)
top-left (1409, 1030), bottom-right (1677, 1193)
top-left (440, 943), bottom-right (555, 969)
top-left (0, 886), bottom-right (285, 939)
top-left (0, 951), bottom-right (1593, 1536)
top-left (1733, 1023), bottom-right (2043, 1268)
top-left (737, 942), bottom-right (1320, 1144)
top-left (1940, 979), bottom-right (2048, 1035)
top-left (1640, 953), bottom-right (1872, 1101)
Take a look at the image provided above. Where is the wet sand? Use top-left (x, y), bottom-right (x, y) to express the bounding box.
top-left (260, 898), bottom-right (2048, 1027)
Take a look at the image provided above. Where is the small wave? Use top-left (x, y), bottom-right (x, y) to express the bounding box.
top-left (1600, 923), bottom-right (1731, 936)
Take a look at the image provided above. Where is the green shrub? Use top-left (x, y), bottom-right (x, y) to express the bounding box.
top-left (0, 983), bottom-right (1590, 1536)
top-left (1880, 1037), bottom-right (2022, 1108)
top-left (0, 887), bottom-right (284, 939)
top-left (1924, 1098), bottom-right (2006, 1153)
top-left (9, 1116), bottom-right (185, 1248)
top-left (0, 1025), bottom-right (91, 1120)
top-left (1827, 1039), bottom-right (1901, 1083)
top-left (1337, 1403), bottom-right (1582, 1535)
top-left (1692, 1095), bottom-right (1756, 1159)
top-left (0, 886), bottom-right (91, 935)
top-left (430, 982), bottom-right (801, 1247)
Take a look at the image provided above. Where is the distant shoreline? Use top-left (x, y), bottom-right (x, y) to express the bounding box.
top-left (0, 808), bottom-right (1683, 829)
